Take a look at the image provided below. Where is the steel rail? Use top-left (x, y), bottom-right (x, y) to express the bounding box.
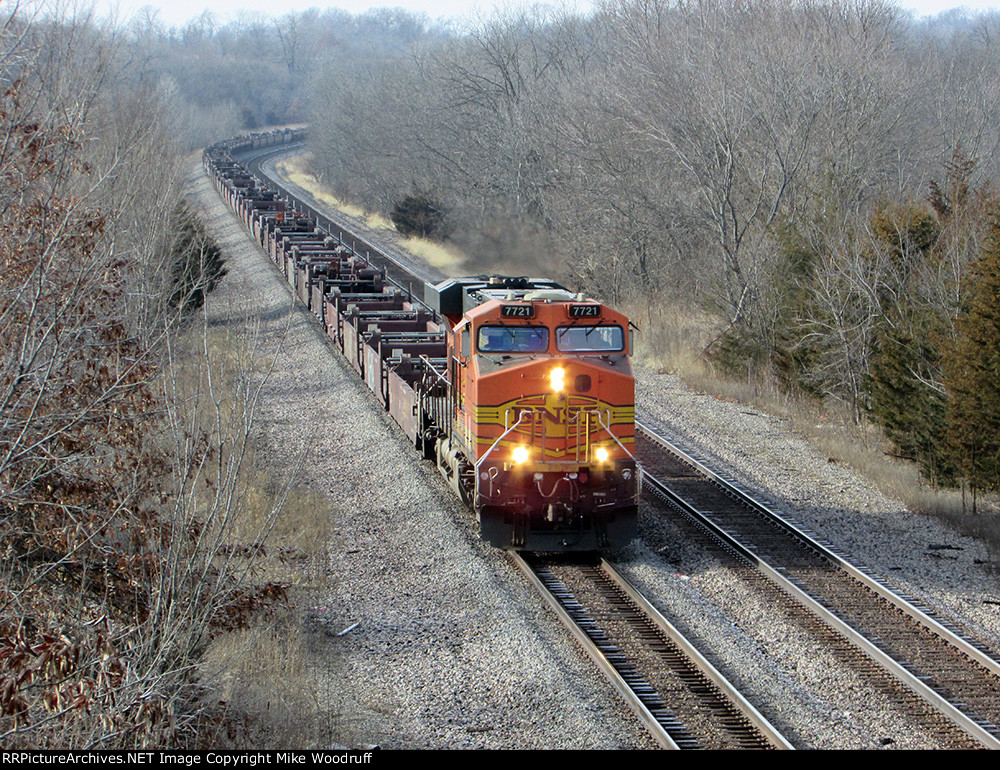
top-left (221, 138), bottom-right (992, 747)
top-left (250, 148), bottom-right (445, 296)
top-left (636, 418), bottom-right (1000, 677)
top-left (512, 553), bottom-right (681, 749)
top-left (599, 559), bottom-right (794, 750)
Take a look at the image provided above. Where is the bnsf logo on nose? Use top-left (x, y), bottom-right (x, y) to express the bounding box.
top-left (535, 406), bottom-right (565, 423)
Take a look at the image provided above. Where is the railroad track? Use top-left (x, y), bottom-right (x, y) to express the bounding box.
top-left (512, 553), bottom-right (791, 749)
top-left (248, 146), bottom-right (444, 291)
top-left (636, 418), bottom-right (1000, 748)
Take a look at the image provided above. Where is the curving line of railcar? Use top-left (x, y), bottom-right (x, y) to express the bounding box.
top-left (203, 131), bottom-right (640, 552)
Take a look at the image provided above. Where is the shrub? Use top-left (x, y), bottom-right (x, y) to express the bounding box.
top-left (390, 193), bottom-right (446, 239)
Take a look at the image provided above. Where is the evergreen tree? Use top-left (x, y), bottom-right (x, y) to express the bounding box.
top-left (868, 153), bottom-right (992, 491)
top-left (390, 193), bottom-right (446, 239)
top-left (943, 212), bottom-right (1000, 511)
top-left (869, 310), bottom-right (953, 486)
top-left (870, 200), bottom-right (940, 273)
top-left (169, 204), bottom-right (227, 311)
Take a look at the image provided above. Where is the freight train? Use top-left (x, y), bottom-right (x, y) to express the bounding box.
top-left (203, 131), bottom-right (640, 551)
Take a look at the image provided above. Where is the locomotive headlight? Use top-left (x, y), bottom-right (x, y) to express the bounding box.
top-left (595, 447), bottom-right (609, 463)
top-left (550, 367), bottom-right (565, 392)
top-left (512, 445), bottom-right (530, 464)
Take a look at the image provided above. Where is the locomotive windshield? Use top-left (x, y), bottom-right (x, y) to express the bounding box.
top-left (555, 325), bottom-right (624, 352)
top-left (478, 325), bottom-right (549, 353)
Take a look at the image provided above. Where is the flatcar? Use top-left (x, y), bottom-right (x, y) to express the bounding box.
top-left (204, 137), bottom-right (640, 551)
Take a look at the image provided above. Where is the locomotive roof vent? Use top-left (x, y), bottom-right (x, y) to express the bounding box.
top-left (486, 275), bottom-right (532, 289)
top-left (523, 289), bottom-right (576, 302)
top-left (426, 276), bottom-right (569, 315)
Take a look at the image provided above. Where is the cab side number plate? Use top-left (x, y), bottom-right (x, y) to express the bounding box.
top-left (569, 304), bottom-right (601, 318)
top-left (501, 305), bottom-right (534, 317)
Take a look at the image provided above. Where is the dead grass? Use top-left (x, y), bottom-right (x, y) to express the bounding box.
top-left (625, 301), bottom-right (719, 380)
top-left (637, 300), bottom-right (1000, 552)
top-left (236, 480), bottom-right (333, 590)
top-left (274, 154), bottom-right (394, 230)
top-left (273, 154), bottom-right (469, 276)
top-left (204, 612), bottom-right (324, 748)
top-left (168, 315), bottom-right (335, 747)
top-left (399, 235), bottom-right (466, 275)
top-left (791, 405), bottom-right (1000, 555)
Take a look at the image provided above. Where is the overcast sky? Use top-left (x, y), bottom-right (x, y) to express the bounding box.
top-left (93, 0), bottom-right (999, 29)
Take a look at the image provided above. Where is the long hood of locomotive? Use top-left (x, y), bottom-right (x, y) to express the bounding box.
top-left (468, 355), bottom-right (634, 463)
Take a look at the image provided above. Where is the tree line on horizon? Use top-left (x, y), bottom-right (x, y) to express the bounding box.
top-left (112, 0), bottom-right (1000, 507)
top-left (301, 0), bottom-right (1000, 506)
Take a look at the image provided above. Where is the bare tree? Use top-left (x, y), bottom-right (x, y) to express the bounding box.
top-left (0, 8), bottom-right (289, 747)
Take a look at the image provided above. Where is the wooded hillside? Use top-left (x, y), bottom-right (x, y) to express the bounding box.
top-left (1, 7), bottom-right (286, 746)
top-left (304, 0), bottom-right (1000, 501)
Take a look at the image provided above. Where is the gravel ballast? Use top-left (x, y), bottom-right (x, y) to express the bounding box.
top-left (187, 156), bottom-right (652, 749)
top-left (188, 150), bottom-right (1000, 749)
top-left (625, 373), bottom-right (1000, 748)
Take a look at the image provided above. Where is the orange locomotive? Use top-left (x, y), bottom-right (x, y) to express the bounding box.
top-left (427, 277), bottom-right (640, 551)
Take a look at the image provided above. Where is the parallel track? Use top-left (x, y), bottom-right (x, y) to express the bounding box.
top-left (246, 145), bottom-right (442, 293)
top-left (636, 418), bottom-right (1000, 748)
top-left (224, 140), bottom-right (1000, 748)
